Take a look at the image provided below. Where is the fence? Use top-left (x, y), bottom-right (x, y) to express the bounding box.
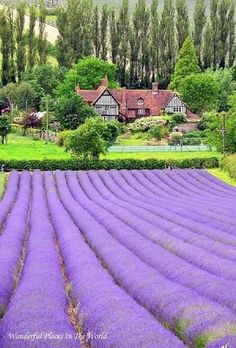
top-left (108, 145), bottom-right (211, 153)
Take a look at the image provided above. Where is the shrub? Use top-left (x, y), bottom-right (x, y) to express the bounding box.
top-left (169, 113), bottom-right (187, 130)
top-left (221, 155), bottom-right (236, 179)
top-left (56, 130), bottom-right (73, 147)
top-left (128, 116), bottom-right (166, 133)
top-left (0, 116), bottom-right (11, 144)
top-left (168, 132), bottom-right (183, 145)
top-left (0, 157), bottom-right (219, 171)
top-left (148, 125), bottom-right (169, 140)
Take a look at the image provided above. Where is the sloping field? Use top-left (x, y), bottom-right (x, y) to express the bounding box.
top-left (0, 169), bottom-right (236, 347)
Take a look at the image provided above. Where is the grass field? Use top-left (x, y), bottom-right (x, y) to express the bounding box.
top-left (0, 135), bottom-right (70, 160)
top-left (103, 151), bottom-right (220, 160)
top-left (208, 168), bottom-right (236, 187)
top-left (116, 133), bottom-right (147, 146)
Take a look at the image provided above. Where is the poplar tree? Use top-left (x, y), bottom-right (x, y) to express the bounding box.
top-left (109, 9), bottom-right (120, 65)
top-left (100, 5), bottom-right (109, 60)
top-left (193, 0), bottom-right (206, 66)
top-left (0, 9), bottom-right (11, 85)
top-left (150, 0), bottom-right (159, 82)
top-left (92, 5), bottom-right (100, 58)
top-left (28, 4), bottom-right (37, 70)
top-left (160, 0), bottom-right (176, 86)
top-left (176, 0), bottom-right (189, 50)
top-left (202, 21), bottom-right (213, 69)
top-left (56, 6), bottom-right (73, 67)
top-left (228, 1), bottom-right (236, 67)
top-left (7, 7), bottom-right (16, 83)
top-left (218, 0), bottom-right (231, 68)
top-left (38, 0), bottom-right (48, 65)
top-left (210, 0), bottom-right (220, 69)
top-left (170, 37), bottom-right (200, 91)
top-left (16, 1), bottom-right (26, 80)
top-left (118, 0), bottom-right (130, 86)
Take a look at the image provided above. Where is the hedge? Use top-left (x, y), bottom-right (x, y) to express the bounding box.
top-left (0, 157), bottom-right (219, 171)
top-left (221, 155), bottom-right (236, 179)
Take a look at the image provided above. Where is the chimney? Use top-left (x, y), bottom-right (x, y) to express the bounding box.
top-left (101, 75), bottom-right (109, 88)
top-left (152, 82), bottom-right (159, 94)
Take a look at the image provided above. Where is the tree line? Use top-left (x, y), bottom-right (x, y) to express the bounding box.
top-left (0, 0), bottom-right (48, 86)
top-left (56, 0), bottom-right (236, 88)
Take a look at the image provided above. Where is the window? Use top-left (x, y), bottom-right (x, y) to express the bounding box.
top-left (173, 107), bottom-right (182, 113)
top-left (137, 109), bottom-right (146, 115)
top-left (137, 98), bottom-right (144, 105)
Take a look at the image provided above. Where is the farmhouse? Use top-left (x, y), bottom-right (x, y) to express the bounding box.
top-left (76, 76), bottom-right (198, 122)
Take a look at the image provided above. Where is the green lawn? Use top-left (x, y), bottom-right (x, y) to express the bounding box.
top-left (103, 151), bottom-right (220, 160)
top-left (208, 168), bottom-right (236, 187)
top-left (116, 133), bottom-right (147, 146)
top-left (0, 135), bottom-right (70, 160)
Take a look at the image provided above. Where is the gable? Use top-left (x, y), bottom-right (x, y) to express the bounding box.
top-left (165, 94), bottom-right (185, 108)
top-left (93, 89), bottom-right (119, 107)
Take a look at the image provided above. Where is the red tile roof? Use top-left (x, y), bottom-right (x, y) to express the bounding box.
top-left (76, 83), bottom-right (199, 121)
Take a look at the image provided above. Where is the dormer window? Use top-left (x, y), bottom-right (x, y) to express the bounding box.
top-left (137, 97), bottom-right (144, 105)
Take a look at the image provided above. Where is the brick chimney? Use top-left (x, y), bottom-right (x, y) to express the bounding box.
top-left (101, 75), bottom-right (109, 88)
top-left (152, 82), bottom-right (159, 94)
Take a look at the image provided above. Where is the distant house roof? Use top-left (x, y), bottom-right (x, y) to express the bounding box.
top-left (76, 79), bottom-right (199, 121)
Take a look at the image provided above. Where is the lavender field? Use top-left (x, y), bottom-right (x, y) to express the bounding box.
top-left (0, 169), bottom-right (236, 348)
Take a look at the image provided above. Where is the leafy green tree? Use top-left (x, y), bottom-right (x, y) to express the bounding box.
top-left (205, 110), bottom-right (236, 153)
top-left (7, 7), bottom-right (16, 83)
top-left (38, 0), bottom-right (48, 65)
top-left (218, 0), bottom-right (232, 68)
top-left (228, 1), bottom-right (236, 67)
top-left (56, 57), bottom-right (119, 97)
top-left (109, 9), bottom-right (120, 65)
top-left (150, 0), bottom-right (159, 82)
top-left (54, 93), bottom-right (98, 130)
top-left (193, 0), bottom-right (206, 66)
top-left (210, 0), bottom-right (220, 69)
top-left (15, 82), bottom-right (37, 110)
top-left (118, 0), bottom-right (130, 86)
top-left (169, 37), bottom-right (200, 91)
top-left (160, 0), bottom-right (176, 86)
top-left (179, 72), bottom-right (220, 114)
top-left (28, 4), bottom-right (37, 70)
top-left (210, 69), bottom-right (236, 111)
top-left (0, 116), bottom-right (11, 144)
top-left (100, 5), bottom-right (109, 60)
top-left (92, 5), bottom-right (101, 58)
top-left (0, 9), bottom-right (11, 85)
top-left (176, 0), bottom-right (189, 50)
top-left (16, 1), bottom-right (26, 80)
top-left (65, 116), bottom-right (109, 159)
top-left (202, 21), bottom-right (213, 69)
top-left (56, 6), bottom-right (73, 68)
top-left (23, 64), bottom-right (66, 97)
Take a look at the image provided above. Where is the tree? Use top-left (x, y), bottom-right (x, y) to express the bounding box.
top-left (92, 5), bottom-right (100, 58)
top-left (218, 0), bottom-right (232, 68)
top-left (109, 9), bottom-right (120, 65)
top-left (16, 1), bottom-right (26, 80)
top-left (228, 1), bottom-right (236, 67)
top-left (56, 57), bottom-right (119, 97)
top-left (38, 0), bottom-right (48, 65)
top-left (28, 4), bottom-right (37, 70)
top-left (176, 0), bottom-right (189, 50)
top-left (65, 117), bottom-right (109, 159)
top-left (193, 0), bottom-right (206, 66)
top-left (54, 93), bottom-right (98, 130)
top-left (179, 72), bottom-right (220, 114)
top-left (20, 111), bottom-right (42, 133)
top-left (202, 21), bottom-right (213, 70)
top-left (56, 6), bottom-right (73, 68)
top-left (210, 69), bottom-right (236, 111)
top-left (0, 9), bottom-right (11, 85)
top-left (0, 116), bottom-right (11, 144)
top-left (7, 7), bottom-right (16, 83)
top-left (169, 37), bottom-right (200, 91)
top-left (210, 0), bottom-right (220, 69)
top-left (205, 109), bottom-right (236, 153)
top-left (118, 0), bottom-right (130, 86)
top-left (23, 64), bottom-right (66, 97)
top-left (15, 82), bottom-right (37, 110)
top-left (160, 0), bottom-right (176, 86)
top-left (100, 5), bottom-right (109, 60)
top-left (150, 0), bottom-right (159, 82)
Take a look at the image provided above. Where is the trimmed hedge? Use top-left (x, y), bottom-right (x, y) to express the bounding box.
top-left (221, 155), bottom-right (236, 178)
top-left (0, 157), bottom-right (219, 171)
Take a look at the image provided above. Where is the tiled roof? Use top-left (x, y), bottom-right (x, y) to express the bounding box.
top-left (76, 83), bottom-right (198, 120)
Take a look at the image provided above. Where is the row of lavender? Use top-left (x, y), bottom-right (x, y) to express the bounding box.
top-left (0, 169), bottom-right (236, 347)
